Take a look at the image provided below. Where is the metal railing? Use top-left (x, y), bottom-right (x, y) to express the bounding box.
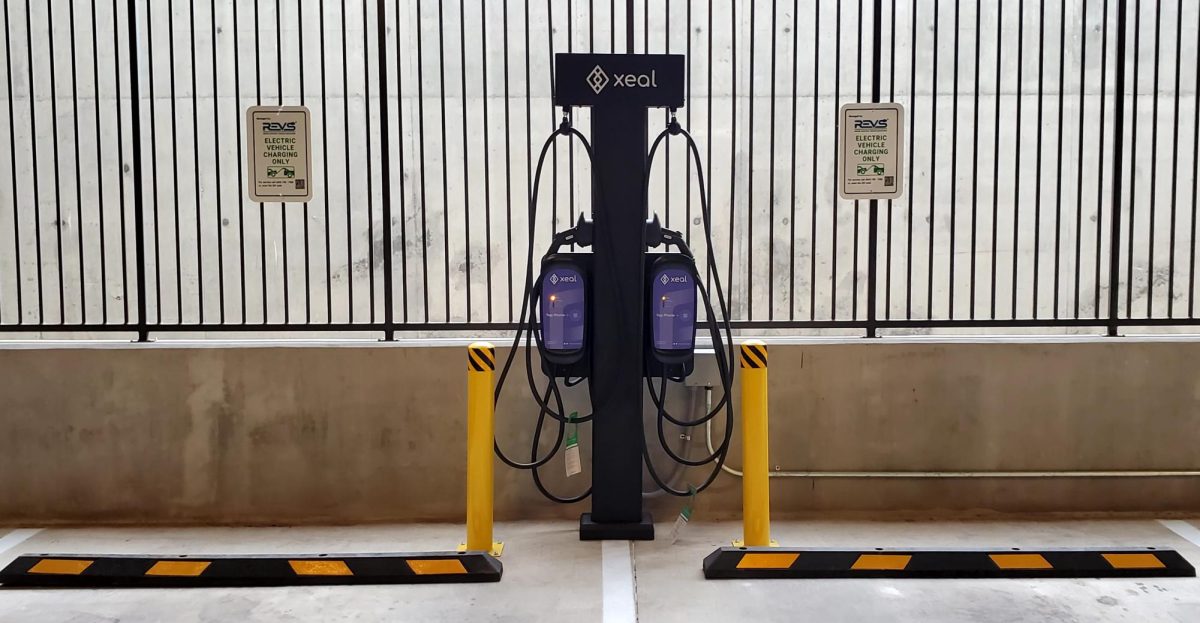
top-left (0, 0), bottom-right (1196, 340)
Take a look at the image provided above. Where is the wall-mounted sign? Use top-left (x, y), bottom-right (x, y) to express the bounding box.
top-left (246, 105), bottom-right (312, 203)
top-left (838, 102), bottom-right (905, 201)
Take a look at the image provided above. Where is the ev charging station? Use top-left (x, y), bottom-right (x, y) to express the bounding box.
top-left (560, 53), bottom-right (685, 539)
top-left (492, 52), bottom-right (736, 541)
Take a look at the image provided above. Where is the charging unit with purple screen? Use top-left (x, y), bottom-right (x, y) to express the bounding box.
top-left (646, 255), bottom-right (698, 377)
top-left (538, 256), bottom-right (590, 378)
top-left (542, 268), bottom-right (585, 352)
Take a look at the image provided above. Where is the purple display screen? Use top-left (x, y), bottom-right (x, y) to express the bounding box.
top-left (541, 267), bottom-right (586, 351)
top-left (651, 267), bottom-right (696, 351)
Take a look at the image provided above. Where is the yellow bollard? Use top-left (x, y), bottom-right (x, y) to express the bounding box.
top-left (463, 342), bottom-right (503, 556)
top-left (738, 340), bottom-right (772, 547)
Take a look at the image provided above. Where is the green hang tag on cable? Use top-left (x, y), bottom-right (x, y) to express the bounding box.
top-left (564, 411), bottom-right (581, 478)
top-left (668, 486), bottom-right (697, 544)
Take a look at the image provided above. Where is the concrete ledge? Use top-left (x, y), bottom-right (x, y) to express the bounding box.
top-left (0, 341), bottom-right (1198, 525)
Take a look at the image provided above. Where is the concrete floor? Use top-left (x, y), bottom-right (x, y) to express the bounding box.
top-left (1, 519), bottom-right (1198, 622)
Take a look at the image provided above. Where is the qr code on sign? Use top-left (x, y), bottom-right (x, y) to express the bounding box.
top-left (884, 176), bottom-right (894, 187)
top-left (295, 179), bottom-right (306, 190)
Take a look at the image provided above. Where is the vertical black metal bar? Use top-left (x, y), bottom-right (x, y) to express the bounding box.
top-left (211, 0), bottom-right (224, 323)
top-left (1031, 0), bottom-right (1044, 318)
top-left (341, 0), bottom-right (353, 322)
top-left (3, 0), bottom-right (20, 323)
top-left (662, 0), bottom-right (668, 233)
top-left (1107, 0), bottom-right (1129, 334)
top-left (747, 0), bottom-right (757, 320)
top-left (852, 0), bottom-right (859, 321)
top-left (568, 0), bottom-right (575, 244)
top-left (867, 0), bottom-right (881, 336)
top-left (788, 0), bottom-right (799, 320)
top-left (1190, 2), bottom-right (1199, 319)
top-left (90, 0), bottom-right (108, 324)
top-left (394, 0), bottom-right (409, 324)
top-left (47, 0), bottom-right (66, 323)
top-left (480, 0), bottom-right (495, 322)
top-left (69, 0), bottom-right (86, 323)
top-left (279, 0), bottom-right (288, 324)
top-left (458, 0), bottom-right (471, 321)
top-left (1054, 0), bottom-right (1066, 318)
top-left (1010, 0), bottom-right (1023, 319)
top-left (969, 0), bottom-right (980, 319)
top-left (1123, 0), bottom-right (1141, 319)
top-left (523, 0), bottom-right (531, 323)
top-left (1145, 0), bottom-right (1160, 318)
top-left (114, 0), bottom-right (129, 324)
top-left (1093, 0), bottom-right (1109, 317)
top-left (885, 0), bottom-right (895, 320)
top-left (990, 0), bottom-right (1002, 319)
top-left (685, 0), bottom-right (692, 248)
top-left (362, 0), bottom-right (374, 325)
top-left (169, 0), bottom-right (183, 323)
top-left (948, 0), bottom-right (960, 320)
top-left (927, 0), bottom-right (938, 319)
top-left (375, 0), bottom-right (394, 338)
top-left (298, 0), bottom-right (309, 324)
top-left (434, 0), bottom-right (450, 321)
top-left (728, 0), bottom-right (736, 310)
top-left (1075, 0), bottom-right (1092, 317)
top-left (68, 0), bottom-right (84, 321)
top-left (126, 0), bottom-right (148, 340)
top-left (1166, 0), bottom-right (1181, 318)
top-left (24, 0), bottom-right (44, 325)
top-left (706, 0), bottom-right (713, 297)
top-left (626, 0), bottom-right (633, 53)
top-left (234, 0), bottom-right (248, 323)
top-left (320, 0), bottom-right (333, 321)
top-left (831, 0), bottom-right (840, 319)
top-left (254, 0), bottom-right (267, 323)
top-left (190, 0), bottom-right (203, 324)
top-left (415, 0), bottom-right (430, 322)
top-left (809, 0), bottom-right (818, 320)
top-left (906, 0), bottom-right (916, 319)
top-left (502, 0), bottom-right (514, 320)
top-left (611, 0), bottom-right (616, 52)
top-left (548, 0), bottom-right (557, 249)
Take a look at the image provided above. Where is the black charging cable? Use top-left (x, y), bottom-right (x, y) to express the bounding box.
top-left (638, 112), bottom-right (738, 496)
top-left (491, 111), bottom-right (596, 503)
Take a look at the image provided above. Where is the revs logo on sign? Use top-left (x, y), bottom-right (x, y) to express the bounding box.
top-left (261, 121), bottom-right (297, 133)
top-left (854, 118), bottom-right (888, 130)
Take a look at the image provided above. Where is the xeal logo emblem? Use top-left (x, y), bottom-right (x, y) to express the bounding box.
top-left (587, 64), bottom-right (659, 94)
top-left (549, 273), bottom-right (560, 285)
top-left (587, 66), bottom-right (609, 94)
top-left (660, 274), bottom-right (670, 285)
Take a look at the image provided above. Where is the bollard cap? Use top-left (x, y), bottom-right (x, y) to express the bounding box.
top-left (467, 342), bottom-right (496, 372)
top-left (740, 340), bottom-right (767, 369)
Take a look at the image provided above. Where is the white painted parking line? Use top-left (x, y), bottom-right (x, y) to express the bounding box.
top-left (0, 529), bottom-right (43, 560)
top-left (1160, 520), bottom-right (1200, 549)
top-left (602, 540), bottom-right (638, 623)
